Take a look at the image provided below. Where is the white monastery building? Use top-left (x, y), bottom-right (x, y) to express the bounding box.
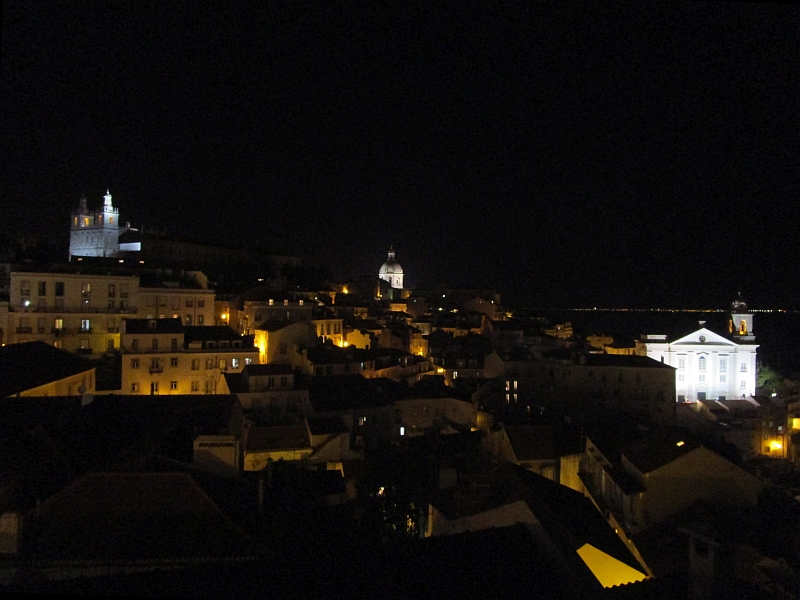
top-left (378, 246), bottom-right (404, 289)
top-left (638, 297), bottom-right (758, 402)
top-left (69, 191), bottom-right (124, 259)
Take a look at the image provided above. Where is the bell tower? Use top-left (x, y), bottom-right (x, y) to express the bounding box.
top-left (69, 190), bottom-right (121, 259)
top-left (729, 293), bottom-right (754, 341)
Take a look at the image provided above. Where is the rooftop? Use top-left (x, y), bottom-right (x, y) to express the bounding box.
top-left (0, 341), bottom-right (95, 397)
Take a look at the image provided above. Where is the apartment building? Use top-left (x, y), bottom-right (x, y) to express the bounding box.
top-left (8, 271), bottom-right (139, 356)
top-left (120, 318), bottom-right (258, 395)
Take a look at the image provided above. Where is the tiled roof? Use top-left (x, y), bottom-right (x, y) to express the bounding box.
top-left (515, 467), bottom-right (646, 575)
top-left (622, 428), bottom-right (701, 474)
top-left (255, 318), bottom-right (299, 332)
top-left (580, 354), bottom-right (674, 369)
top-left (244, 363), bottom-right (294, 376)
top-left (184, 325), bottom-right (244, 342)
top-left (308, 374), bottom-right (394, 412)
top-left (123, 317), bottom-right (184, 334)
top-left (22, 472), bottom-right (260, 561)
top-left (0, 342), bottom-right (95, 397)
top-left (307, 416), bottom-right (349, 435)
top-left (245, 424), bottom-right (310, 452)
top-left (505, 426), bottom-right (559, 461)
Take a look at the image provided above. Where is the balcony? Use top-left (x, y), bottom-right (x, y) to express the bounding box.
top-left (9, 305), bottom-right (136, 315)
top-left (149, 365), bottom-right (163, 374)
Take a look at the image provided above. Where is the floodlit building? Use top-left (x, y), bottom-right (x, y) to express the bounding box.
top-left (120, 318), bottom-right (257, 395)
top-left (638, 297), bottom-right (758, 402)
top-left (69, 191), bottom-right (122, 259)
top-left (378, 246), bottom-right (404, 290)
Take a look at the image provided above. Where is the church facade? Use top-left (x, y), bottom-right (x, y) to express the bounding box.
top-left (638, 298), bottom-right (758, 402)
top-left (69, 191), bottom-right (123, 259)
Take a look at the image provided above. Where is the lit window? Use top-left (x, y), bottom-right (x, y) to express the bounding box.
top-left (191, 381), bottom-right (199, 392)
top-left (245, 357), bottom-right (253, 365)
top-left (232, 358), bottom-right (240, 368)
top-left (81, 319), bottom-right (91, 331)
top-left (170, 381), bottom-right (178, 390)
top-left (54, 318), bottom-right (63, 330)
top-left (191, 359), bottom-right (199, 371)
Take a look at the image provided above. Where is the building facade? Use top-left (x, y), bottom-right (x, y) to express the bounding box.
top-left (638, 300), bottom-right (758, 402)
top-left (378, 246), bottom-right (404, 289)
top-left (8, 271), bottom-right (139, 355)
top-left (69, 191), bottom-right (122, 259)
top-left (120, 319), bottom-right (258, 395)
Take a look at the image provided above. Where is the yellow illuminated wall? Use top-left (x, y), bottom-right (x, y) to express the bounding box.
top-left (576, 543), bottom-right (647, 588)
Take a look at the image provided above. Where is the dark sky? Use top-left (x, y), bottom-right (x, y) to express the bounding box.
top-left (2, 1), bottom-right (798, 308)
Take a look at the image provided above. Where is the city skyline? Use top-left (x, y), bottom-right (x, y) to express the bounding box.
top-left (2, 2), bottom-right (798, 308)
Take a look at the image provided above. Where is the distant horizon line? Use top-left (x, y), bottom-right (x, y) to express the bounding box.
top-left (514, 307), bottom-right (799, 314)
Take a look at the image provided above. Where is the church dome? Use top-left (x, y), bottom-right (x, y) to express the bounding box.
top-left (379, 247), bottom-right (403, 275)
top-left (378, 246), bottom-right (404, 289)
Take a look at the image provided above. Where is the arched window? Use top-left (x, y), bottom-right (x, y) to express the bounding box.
top-left (698, 356), bottom-right (706, 370)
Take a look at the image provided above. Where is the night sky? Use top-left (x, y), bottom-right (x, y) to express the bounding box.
top-left (2, 2), bottom-right (798, 308)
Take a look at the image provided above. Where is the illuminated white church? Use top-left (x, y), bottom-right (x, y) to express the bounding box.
top-left (69, 190), bottom-right (124, 259)
top-left (378, 246), bottom-right (404, 289)
top-left (638, 296), bottom-right (758, 402)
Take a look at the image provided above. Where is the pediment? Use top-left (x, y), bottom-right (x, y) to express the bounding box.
top-left (670, 327), bottom-right (735, 346)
